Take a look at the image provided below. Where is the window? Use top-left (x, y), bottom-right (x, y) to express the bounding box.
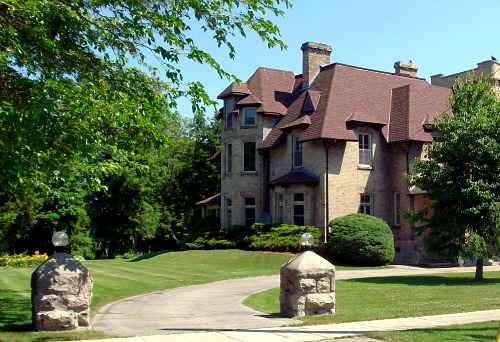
top-left (243, 141), bottom-right (256, 172)
top-left (244, 197), bottom-right (256, 226)
top-left (302, 93), bottom-right (314, 112)
top-left (359, 194), bottom-right (372, 215)
top-left (243, 108), bottom-right (256, 126)
top-left (225, 100), bottom-right (234, 130)
top-left (394, 192), bottom-right (401, 226)
top-left (293, 136), bottom-right (303, 168)
top-left (226, 198), bottom-right (232, 227)
top-left (293, 193), bottom-right (305, 226)
top-left (275, 193), bottom-right (284, 223)
top-left (359, 133), bottom-right (372, 166)
top-left (207, 208), bottom-right (220, 217)
top-left (225, 143), bottom-right (232, 174)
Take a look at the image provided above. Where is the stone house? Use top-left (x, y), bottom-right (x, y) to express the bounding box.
top-left (202, 42), bottom-right (458, 264)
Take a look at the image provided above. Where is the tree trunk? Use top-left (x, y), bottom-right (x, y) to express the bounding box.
top-left (474, 258), bottom-right (484, 282)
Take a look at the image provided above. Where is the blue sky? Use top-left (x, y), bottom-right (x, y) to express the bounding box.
top-left (174, 0), bottom-right (500, 118)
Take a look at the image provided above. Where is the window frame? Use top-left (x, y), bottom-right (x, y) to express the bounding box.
top-left (226, 198), bottom-right (232, 227)
top-left (275, 193), bottom-right (284, 223)
top-left (293, 135), bottom-right (303, 168)
top-left (244, 197), bottom-right (256, 226)
top-left (358, 133), bottom-right (372, 166)
top-left (243, 107), bottom-right (257, 127)
top-left (243, 141), bottom-right (256, 172)
top-left (225, 143), bottom-right (232, 174)
top-left (394, 192), bottom-right (401, 226)
top-left (293, 193), bottom-right (305, 226)
top-left (225, 100), bottom-right (234, 130)
top-left (359, 194), bottom-right (372, 215)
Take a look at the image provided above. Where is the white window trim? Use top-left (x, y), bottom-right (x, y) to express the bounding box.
top-left (243, 107), bottom-right (257, 127)
top-left (359, 133), bottom-right (372, 167)
top-left (293, 193), bottom-right (305, 225)
top-left (293, 136), bottom-right (303, 168)
top-left (359, 194), bottom-right (373, 216)
top-left (244, 197), bottom-right (256, 226)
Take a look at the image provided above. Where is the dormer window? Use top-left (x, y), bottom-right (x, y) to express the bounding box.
top-left (243, 108), bottom-right (256, 126)
top-left (225, 100), bottom-right (234, 130)
top-left (302, 93), bottom-right (314, 112)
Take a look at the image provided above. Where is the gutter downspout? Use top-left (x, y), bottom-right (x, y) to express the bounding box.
top-left (324, 140), bottom-right (334, 246)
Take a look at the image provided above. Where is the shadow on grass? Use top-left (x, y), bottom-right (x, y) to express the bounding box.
top-left (0, 289), bottom-right (33, 333)
top-left (345, 274), bottom-right (500, 286)
top-left (369, 321), bottom-right (498, 341)
top-left (127, 250), bottom-right (174, 262)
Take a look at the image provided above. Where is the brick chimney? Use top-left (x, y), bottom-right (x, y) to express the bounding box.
top-left (394, 61), bottom-right (418, 77)
top-left (301, 42), bottom-right (332, 89)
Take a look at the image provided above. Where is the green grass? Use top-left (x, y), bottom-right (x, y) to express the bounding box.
top-left (364, 321), bottom-right (500, 342)
top-left (244, 271), bottom-right (500, 325)
top-left (0, 249), bottom-right (293, 341)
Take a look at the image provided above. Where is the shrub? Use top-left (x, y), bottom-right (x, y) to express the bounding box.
top-left (328, 214), bottom-right (395, 266)
top-left (183, 221), bottom-right (321, 253)
top-left (249, 224), bottom-right (321, 253)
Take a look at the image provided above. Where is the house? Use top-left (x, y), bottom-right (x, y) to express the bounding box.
top-left (204, 42), bottom-right (457, 264)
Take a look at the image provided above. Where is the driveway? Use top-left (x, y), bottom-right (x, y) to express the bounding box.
top-left (92, 265), bottom-right (498, 337)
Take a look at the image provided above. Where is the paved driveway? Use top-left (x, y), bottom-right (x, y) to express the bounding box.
top-left (92, 265), bottom-right (499, 337)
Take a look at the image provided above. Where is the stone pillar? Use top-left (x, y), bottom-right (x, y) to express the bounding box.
top-left (31, 253), bottom-right (93, 331)
top-left (280, 251), bottom-right (335, 317)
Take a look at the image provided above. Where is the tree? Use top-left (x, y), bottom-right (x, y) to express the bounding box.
top-left (408, 74), bottom-right (500, 281)
top-left (0, 0), bottom-right (290, 250)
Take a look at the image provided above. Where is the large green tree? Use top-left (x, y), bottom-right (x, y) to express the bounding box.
top-left (408, 74), bottom-right (500, 281)
top-left (0, 0), bottom-right (290, 249)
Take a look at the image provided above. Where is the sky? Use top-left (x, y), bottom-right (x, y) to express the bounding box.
top-left (174, 0), bottom-right (500, 118)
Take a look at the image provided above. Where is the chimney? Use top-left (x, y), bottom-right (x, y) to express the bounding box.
top-left (394, 61), bottom-right (418, 77)
top-left (301, 42), bottom-right (332, 89)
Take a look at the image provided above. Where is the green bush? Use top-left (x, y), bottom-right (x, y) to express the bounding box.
top-left (328, 214), bottom-right (395, 266)
top-left (183, 221), bottom-right (321, 253)
top-left (248, 224), bottom-right (321, 253)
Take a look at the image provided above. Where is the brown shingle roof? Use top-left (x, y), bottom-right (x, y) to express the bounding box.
top-left (195, 193), bottom-right (221, 206)
top-left (217, 82), bottom-right (251, 99)
top-left (245, 67), bottom-right (297, 115)
top-left (269, 171), bottom-right (320, 187)
top-left (259, 63), bottom-right (450, 149)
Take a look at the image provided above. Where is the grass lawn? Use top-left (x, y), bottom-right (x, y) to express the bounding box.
top-left (364, 321), bottom-right (500, 342)
top-left (0, 249), bottom-right (292, 341)
top-left (244, 271), bottom-right (500, 325)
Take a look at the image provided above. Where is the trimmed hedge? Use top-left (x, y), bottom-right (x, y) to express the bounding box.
top-left (183, 220), bottom-right (321, 253)
top-left (328, 214), bottom-right (395, 266)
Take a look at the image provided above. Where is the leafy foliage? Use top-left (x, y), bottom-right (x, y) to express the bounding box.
top-left (328, 214), bottom-right (395, 266)
top-left (0, 0), bottom-right (288, 256)
top-left (184, 222), bottom-right (321, 253)
top-left (407, 74), bottom-right (500, 280)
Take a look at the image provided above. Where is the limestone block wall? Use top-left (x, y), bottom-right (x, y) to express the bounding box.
top-left (327, 127), bottom-right (392, 224)
top-left (220, 107), bottom-right (277, 228)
